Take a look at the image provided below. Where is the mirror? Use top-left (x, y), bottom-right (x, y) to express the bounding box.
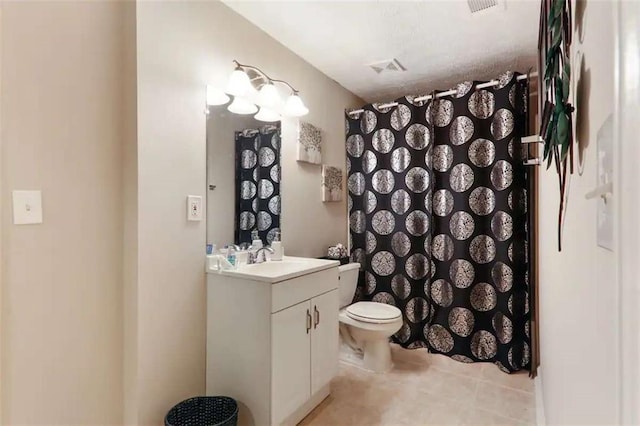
top-left (206, 105), bottom-right (282, 250)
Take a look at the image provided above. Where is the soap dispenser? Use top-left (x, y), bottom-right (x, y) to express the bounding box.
top-left (271, 230), bottom-right (283, 261)
top-left (250, 229), bottom-right (263, 251)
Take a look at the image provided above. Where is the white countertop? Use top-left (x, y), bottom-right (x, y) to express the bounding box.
top-left (208, 255), bottom-right (340, 283)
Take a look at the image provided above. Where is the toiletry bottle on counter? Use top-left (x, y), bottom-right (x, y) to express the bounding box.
top-left (226, 245), bottom-right (237, 267)
top-left (206, 244), bottom-right (218, 271)
top-left (271, 231), bottom-right (283, 261)
top-left (250, 229), bottom-right (262, 250)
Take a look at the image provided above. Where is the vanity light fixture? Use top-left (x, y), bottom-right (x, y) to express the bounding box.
top-left (226, 65), bottom-right (255, 97)
top-left (206, 85), bottom-right (230, 106)
top-left (227, 97), bottom-right (258, 115)
top-left (255, 107), bottom-right (281, 122)
top-left (283, 92), bottom-right (310, 117)
top-left (257, 82), bottom-right (281, 109)
top-left (224, 60), bottom-right (309, 119)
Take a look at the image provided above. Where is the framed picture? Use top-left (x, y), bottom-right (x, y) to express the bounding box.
top-left (322, 165), bottom-right (343, 202)
top-left (297, 121), bottom-right (322, 164)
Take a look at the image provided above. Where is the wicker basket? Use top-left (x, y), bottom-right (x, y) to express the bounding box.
top-left (164, 396), bottom-right (238, 426)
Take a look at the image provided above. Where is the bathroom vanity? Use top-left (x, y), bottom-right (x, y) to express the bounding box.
top-left (206, 257), bottom-right (340, 426)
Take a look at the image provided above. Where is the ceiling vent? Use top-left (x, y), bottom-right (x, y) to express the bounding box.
top-left (367, 59), bottom-right (406, 75)
top-left (467, 0), bottom-right (498, 13)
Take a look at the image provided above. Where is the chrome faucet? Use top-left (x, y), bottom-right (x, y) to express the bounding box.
top-left (248, 246), bottom-right (274, 264)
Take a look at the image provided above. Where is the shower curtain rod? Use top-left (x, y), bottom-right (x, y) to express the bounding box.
top-left (347, 72), bottom-right (538, 116)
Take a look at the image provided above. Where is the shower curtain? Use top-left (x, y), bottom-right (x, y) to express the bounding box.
top-left (346, 71), bottom-right (530, 372)
top-left (235, 124), bottom-right (281, 245)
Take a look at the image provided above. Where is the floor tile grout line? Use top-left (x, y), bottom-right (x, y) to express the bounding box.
top-left (403, 364), bottom-right (535, 423)
top-left (474, 380), bottom-right (537, 424)
top-left (327, 357), bottom-right (535, 426)
top-left (476, 377), bottom-right (535, 395)
top-left (403, 357), bottom-right (534, 391)
top-left (363, 360), bottom-right (535, 397)
top-left (396, 358), bottom-right (535, 395)
top-left (473, 381), bottom-right (536, 424)
top-left (471, 406), bottom-right (536, 425)
top-left (469, 375), bottom-right (481, 422)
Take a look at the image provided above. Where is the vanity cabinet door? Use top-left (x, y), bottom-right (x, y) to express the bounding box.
top-left (310, 290), bottom-right (339, 395)
top-left (271, 300), bottom-right (311, 425)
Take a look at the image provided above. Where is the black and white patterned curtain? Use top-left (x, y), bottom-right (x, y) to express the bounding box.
top-left (235, 124), bottom-right (281, 245)
top-left (346, 71), bottom-right (531, 373)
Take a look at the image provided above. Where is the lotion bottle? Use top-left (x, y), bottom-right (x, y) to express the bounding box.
top-left (226, 245), bottom-right (237, 268)
top-left (271, 231), bottom-right (283, 261)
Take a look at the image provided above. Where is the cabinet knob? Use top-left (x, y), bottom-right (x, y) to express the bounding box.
top-left (306, 309), bottom-right (312, 334)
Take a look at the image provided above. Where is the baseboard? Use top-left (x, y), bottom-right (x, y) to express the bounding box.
top-left (535, 367), bottom-right (547, 426)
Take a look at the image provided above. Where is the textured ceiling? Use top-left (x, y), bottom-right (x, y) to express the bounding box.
top-left (223, 0), bottom-right (539, 103)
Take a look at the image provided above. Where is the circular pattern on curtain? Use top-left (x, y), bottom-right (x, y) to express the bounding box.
top-left (346, 72), bottom-right (530, 372)
top-left (391, 147), bottom-right (412, 173)
top-left (391, 104), bottom-right (412, 130)
top-left (449, 116), bottom-right (475, 145)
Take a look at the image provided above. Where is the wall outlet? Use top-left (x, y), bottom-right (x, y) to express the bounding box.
top-left (187, 195), bottom-right (203, 221)
top-left (12, 190), bottom-right (43, 225)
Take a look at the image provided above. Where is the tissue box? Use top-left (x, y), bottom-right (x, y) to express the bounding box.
top-left (327, 244), bottom-right (348, 259)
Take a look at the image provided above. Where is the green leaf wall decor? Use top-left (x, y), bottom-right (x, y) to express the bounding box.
top-left (538, 0), bottom-right (574, 251)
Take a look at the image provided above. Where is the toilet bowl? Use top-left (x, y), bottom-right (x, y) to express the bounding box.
top-left (337, 263), bottom-right (403, 373)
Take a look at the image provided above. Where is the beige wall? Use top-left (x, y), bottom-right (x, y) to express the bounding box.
top-left (0, 2), bottom-right (126, 424)
top-left (122, 1), bottom-right (139, 424)
top-left (538, 1), bottom-right (617, 424)
top-left (0, 6), bottom-right (4, 422)
top-left (133, 2), bottom-right (361, 424)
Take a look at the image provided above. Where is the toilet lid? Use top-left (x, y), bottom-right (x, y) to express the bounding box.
top-left (346, 302), bottom-right (402, 324)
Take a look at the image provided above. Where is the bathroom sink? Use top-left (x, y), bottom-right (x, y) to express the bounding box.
top-left (217, 256), bottom-right (339, 283)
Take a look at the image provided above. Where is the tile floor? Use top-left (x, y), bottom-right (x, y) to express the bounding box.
top-left (300, 344), bottom-right (535, 426)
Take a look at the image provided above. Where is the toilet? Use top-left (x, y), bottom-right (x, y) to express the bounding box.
top-left (337, 263), bottom-right (403, 373)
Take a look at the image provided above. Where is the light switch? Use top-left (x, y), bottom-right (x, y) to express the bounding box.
top-left (12, 190), bottom-right (43, 225)
top-left (187, 195), bottom-right (203, 221)
top-left (596, 115), bottom-right (614, 251)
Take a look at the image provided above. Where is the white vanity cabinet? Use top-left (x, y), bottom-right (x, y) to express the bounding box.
top-left (206, 258), bottom-right (340, 426)
top-left (271, 289), bottom-right (339, 425)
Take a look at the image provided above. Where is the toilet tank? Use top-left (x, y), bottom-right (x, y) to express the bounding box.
top-left (338, 263), bottom-right (361, 308)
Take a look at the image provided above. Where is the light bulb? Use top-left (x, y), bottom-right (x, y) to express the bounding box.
top-left (227, 97), bottom-right (258, 115)
top-left (226, 68), bottom-right (252, 97)
top-left (206, 85), bottom-right (230, 106)
top-left (257, 82), bottom-right (281, 108)
top-left (284, 93), bottom-right (309, 117)
top-left (255, 107), bottom-right (281, 122)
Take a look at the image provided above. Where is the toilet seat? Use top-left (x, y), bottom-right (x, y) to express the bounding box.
top-left (346, 302), bottom-right (402, 324)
